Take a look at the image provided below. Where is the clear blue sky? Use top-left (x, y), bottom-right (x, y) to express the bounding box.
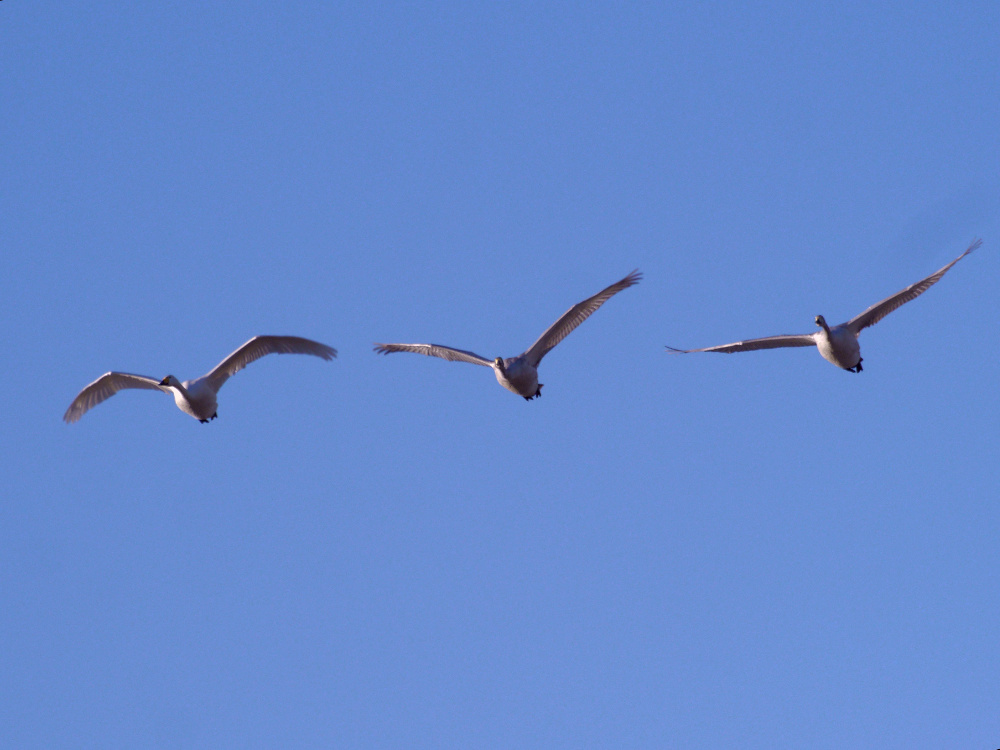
top-left (3, 3), bottom-right (999, 747)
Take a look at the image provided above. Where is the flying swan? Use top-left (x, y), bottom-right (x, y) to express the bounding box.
top-left (374, 270), bottom-right (641, 399)
top-left (666, 239), bottom-right (981, 371)
top-left (64, 335), bottom-right (337, 423)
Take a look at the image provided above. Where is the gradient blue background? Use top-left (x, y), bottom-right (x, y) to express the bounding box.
top-left (3, 3), bottom-right (999, 747)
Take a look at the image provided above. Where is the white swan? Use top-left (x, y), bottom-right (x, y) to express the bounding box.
top-left (666, 239), bottom-right (981, 371)
top-left (64, 335), bottom-right (337, 423)
top-left (375, 270), bottom-right (641, 399)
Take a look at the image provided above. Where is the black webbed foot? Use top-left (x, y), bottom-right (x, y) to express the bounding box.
top-left (524, 385), bottom-right (543, 401)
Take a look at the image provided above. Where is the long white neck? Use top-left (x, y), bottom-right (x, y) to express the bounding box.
top-left (162, 377), bottom-right (190, 398)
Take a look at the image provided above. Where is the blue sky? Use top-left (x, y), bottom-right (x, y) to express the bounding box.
top-left (3, 2), bottom-right (999, 747)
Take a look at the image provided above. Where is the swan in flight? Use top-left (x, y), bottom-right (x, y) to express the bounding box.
top-left (666, 239), bottom-right (981, 372)
top-left (64, 335), bottom-right (337, 423)
top-left (375, 269), bottom-right (641, 399)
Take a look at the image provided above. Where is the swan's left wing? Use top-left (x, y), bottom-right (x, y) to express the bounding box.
top-left (373, 343), bottom-right (493, 366)
top-left (204, 335), bottom-right (337, 392)
top-left (523, 269), bottom-right (642, 367)
top-left (847, 238), bottom-right (981, 334)
top-left (666, 333), bottom-right (817, 354)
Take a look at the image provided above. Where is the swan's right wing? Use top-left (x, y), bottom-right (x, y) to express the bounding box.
top-left (63, 372), bottom-right (167, 423)
top-left (523, 269), bottom-right (642, 367)
top-left (666, 333), bottom-right (817, 354)
top-left (373, 343), bottom-right (493, 366)
top-left (846, 238), bottom-right (982, 334)
top-left (204, 335), bottom-right (337, 392)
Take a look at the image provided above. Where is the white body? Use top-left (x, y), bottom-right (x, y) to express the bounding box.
top-left (815, 323), bottom-right (861, 370)
top-left (164, 377), bottom-right (219, 422)
top-left (493, 357), bottom-right (540, 399)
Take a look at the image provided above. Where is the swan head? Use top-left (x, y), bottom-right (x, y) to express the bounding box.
top-left (493, 357), bottom-right (506, 373)
top-left (159, 375), bottom-right (182, 388)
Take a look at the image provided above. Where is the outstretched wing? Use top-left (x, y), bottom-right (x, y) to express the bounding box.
top-left (666, 333), bottom-right (817, 354)
top-left (204, 335), bottom-right (337, 392)
top-left (64, 372), bottom-right (167, 423)
top-left (373, 343), bottom-right (492, 366)
top-left (847, 238), bottom-right (981, 334)
top-left (523, 269), bottom-right (642, 367)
